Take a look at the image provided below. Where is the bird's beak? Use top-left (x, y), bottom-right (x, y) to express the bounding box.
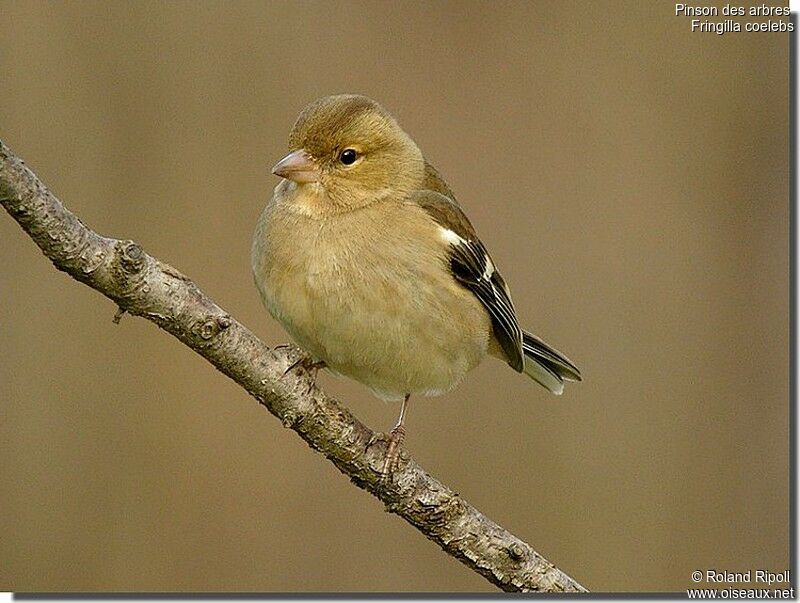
top-left (271, 149), bottom-right (320, 183)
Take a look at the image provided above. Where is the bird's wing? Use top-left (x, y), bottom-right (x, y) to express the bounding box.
top-left (410, 190), bottom-right (525, 372)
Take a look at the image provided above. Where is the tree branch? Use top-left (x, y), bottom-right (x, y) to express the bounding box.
top-left (0, 139), bottom-right (587, 593)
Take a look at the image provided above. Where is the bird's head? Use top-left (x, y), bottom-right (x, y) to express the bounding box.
top-left (272, 95), bottom-right (425, 210)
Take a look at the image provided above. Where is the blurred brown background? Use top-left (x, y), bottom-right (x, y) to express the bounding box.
top-left (0, 0), bottom-right (789, 593)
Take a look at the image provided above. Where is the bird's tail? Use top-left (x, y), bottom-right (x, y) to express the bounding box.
top-left (521, 330), bottom-right (582, 395)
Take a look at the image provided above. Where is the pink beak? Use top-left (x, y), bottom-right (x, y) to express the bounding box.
top-left (271, 149), bottom-right (320, 183)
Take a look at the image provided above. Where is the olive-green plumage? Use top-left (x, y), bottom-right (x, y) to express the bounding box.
top-left (252, 94), bottom-right (580, 469)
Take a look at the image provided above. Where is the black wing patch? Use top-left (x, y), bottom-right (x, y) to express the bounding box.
top-left (410, 189), bottom-right (525, 373)
top-left (449, 237), bottom-right (525, 372)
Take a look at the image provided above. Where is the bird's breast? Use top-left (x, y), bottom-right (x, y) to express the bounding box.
top-left (251, 194), bottom-right (491, 399)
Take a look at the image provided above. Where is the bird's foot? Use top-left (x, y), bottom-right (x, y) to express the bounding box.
top-left (380, 423), bottom-right (406, 480)
top-left (282, 356), bottom-right (326, 394)
top-left (282, 355), bottom-right (326, 377)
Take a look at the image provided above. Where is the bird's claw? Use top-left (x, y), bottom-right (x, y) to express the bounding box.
top-left (282, 356), bottom-right (326, 378)
top-left (366, 431), bottom-right (386, 451)
top-left (281, 356), bottom-right (326, 394)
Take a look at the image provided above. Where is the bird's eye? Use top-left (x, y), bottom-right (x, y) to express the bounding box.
top-left (339, 148), bottom-right (358, 165)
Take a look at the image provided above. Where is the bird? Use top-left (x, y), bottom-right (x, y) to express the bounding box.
top-left (252, 94), bottom-right (581, 475)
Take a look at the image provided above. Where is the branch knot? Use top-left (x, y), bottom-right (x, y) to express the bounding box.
top-left (191, 315), bottom-right (231, 340)
top-left (117, 240), bottom-right (145, 274)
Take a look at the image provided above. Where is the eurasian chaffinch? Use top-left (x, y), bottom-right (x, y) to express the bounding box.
top-left (252, 94), bottom-right (581, 474)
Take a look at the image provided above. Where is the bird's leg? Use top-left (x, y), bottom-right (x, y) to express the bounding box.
top-left (382, 394), bottom-right (411, 478)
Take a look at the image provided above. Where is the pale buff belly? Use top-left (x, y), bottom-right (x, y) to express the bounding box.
top-left (252, 200), bottom-right (491, 401)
